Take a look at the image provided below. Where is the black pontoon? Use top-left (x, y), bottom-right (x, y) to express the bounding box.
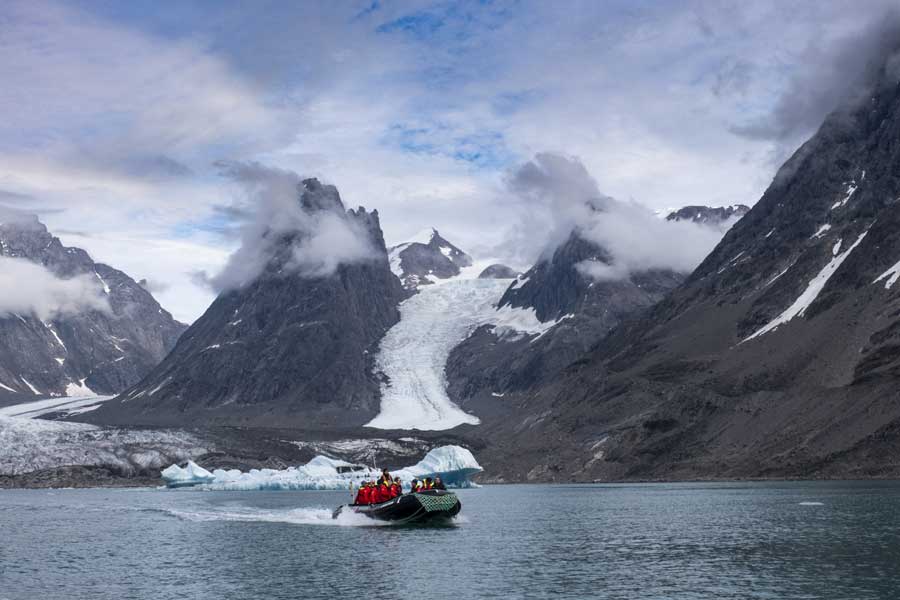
top-left (332, 490), bottom-right (461, 524)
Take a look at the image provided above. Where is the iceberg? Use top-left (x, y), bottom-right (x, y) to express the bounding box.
top-left (161, 460), bottom-right (216, 487)
top-left (161, 445), bottom-right (483, 491)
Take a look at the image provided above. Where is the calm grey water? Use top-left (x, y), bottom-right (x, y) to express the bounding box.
top-left (1, 482), bottom-right (899, 599)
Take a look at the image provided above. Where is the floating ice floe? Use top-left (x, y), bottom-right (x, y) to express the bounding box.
top-left (161, 445), bottom-right (483, 491)
top-left (161, 460), bottom-right (216, 487)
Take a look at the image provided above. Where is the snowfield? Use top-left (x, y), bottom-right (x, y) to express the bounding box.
top-left (161, 445), bottom-right (483, 491)
top-left (368, 271), bottom-right (558, 431)
top-left (0, 394), bottom-right (114, 419)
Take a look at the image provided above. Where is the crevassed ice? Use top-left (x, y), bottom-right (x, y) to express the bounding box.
top-left (367, 279), bottom-right (505, 430)
top-left (161, 445), bottom-right (484, 491)
top-left (0, 413), bottom-right (206, 476)
top-left (368, 276), bottom-right (564, 431)
top-left (744, 231), bottom-right (868, 342)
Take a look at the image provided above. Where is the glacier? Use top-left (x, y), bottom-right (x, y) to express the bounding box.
top-left (0, 394), bottom-right (209, 478)
top-left (368, 267), bottom-right (560, 431)
top-left (0, 415), bottom-right (209, 477)
top-left (161, 445), bottom-right (483, 491)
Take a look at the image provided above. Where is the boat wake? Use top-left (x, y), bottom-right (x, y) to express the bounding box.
top-left (156, 506), bottom-right (390, 527)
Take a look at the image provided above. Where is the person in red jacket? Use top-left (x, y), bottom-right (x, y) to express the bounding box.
top-left (390, 478), bottom-right (401, 498)
top-left (379, 481), bottom-right (392, 503)
top-left (354, 482), bottom-right (368, 505)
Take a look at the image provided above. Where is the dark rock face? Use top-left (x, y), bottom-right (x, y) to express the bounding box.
top-left (89, 179), bottom-right (405, 429)
top-left (446, 230), bottom-right (683, 420)
top-left (475, 56), bottom-right (900, 482)
top-left (477, 264), bottom-right (520, 279)
top-left (497, 232), bottom-right (682, 323)
top-left (665, 204), bottom-right (750, 226)
top-left (0, 216), bottom-right (186, 398)
top-left (389, 228), bottom-right (473, 290)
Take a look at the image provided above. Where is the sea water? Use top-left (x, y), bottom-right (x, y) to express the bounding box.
top-left (1, 482), bottom-right (899, 599)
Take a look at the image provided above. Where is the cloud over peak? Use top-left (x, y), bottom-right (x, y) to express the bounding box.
top-left (0, 256), bottom-right (110, 321)
top-left (505, 153), bottom-right (738, 280)
top-left (206, 163), bottom-right (376, 292)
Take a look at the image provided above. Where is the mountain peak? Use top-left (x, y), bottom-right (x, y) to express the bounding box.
top-left (389, 228), bottom-right (473, 290)
top-left (299, 178), bottom-right (344, 214)
top-left (0, 216), bottom-right (186, 398)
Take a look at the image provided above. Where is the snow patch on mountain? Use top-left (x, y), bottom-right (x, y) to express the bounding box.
top-left (65, 378), bottom-right (95, 397)
top-left (20, 377), bottom-right (40, 395)
top-left (0, 394), bottom-right (115, 418)
top-left (744, 231), bottom-right (868, 342)
top-left (812, 224), bottom-right (832, 238)
top-left (831, 182), bottom-right (858, 210)
top-left (874, 259), bottom-right (900, 289)
top-left (491, 305), bottom-right (571, 341)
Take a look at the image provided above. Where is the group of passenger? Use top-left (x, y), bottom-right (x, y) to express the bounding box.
top-left (353, 468), bottom-right (446, 505)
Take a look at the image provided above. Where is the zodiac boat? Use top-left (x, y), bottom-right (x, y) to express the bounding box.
top-left (332, 489), bottom-right (461, 523)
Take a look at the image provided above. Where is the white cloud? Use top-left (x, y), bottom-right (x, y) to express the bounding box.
top-left (0, 256), bottom-right (110, 320)
top-left (208, 162), bottom-right (376, 291)
top-left (1, 0), bottom-right (897, 321)
top-left (506, 153), bottom-right (733, 279)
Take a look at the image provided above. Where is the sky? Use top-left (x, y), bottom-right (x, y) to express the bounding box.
top-left (0, 0), bottom-right (895, 322)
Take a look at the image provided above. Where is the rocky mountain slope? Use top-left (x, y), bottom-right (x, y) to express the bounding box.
top-left (445, 229), bottom-right (684, 420)
top-left (475, 51), bottom-right (900, 482)
top-left (0, 213), bottom-right (186, 399)
top-left (389, 228), bottom-right (473, 290)
top-left (666, 204), bottom-right (749, 226)
top-left (89, 179), bottom-right (405, 428)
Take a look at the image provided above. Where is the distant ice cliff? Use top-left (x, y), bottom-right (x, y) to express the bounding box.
top-left (161, 445), bottom-right (483, 490)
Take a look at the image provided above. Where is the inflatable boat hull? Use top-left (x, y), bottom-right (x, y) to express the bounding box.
top-left (332, 490), bottom-right (461, 523)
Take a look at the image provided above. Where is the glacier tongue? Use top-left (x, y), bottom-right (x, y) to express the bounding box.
top-left (368, 271), bottom-right (567, 431)
top-left (367, 278), bottom-right (509, 430)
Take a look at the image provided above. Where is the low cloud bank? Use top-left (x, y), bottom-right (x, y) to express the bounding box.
top-left (732, 12), bottom-right (900, 151)
top-left (206, 162), bottom-right (375, 292)
top-left (505, 153), bottom-right (736, 280)
top-left (0, 256), bottom-right (109, 320)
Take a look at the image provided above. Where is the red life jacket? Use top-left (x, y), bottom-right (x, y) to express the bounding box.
top-left (390, 483), bottom-right (401, 498)
top-left (358, 487), bottom-right (370, 504)
top-left (379, 485), bottom-right (391, 502)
